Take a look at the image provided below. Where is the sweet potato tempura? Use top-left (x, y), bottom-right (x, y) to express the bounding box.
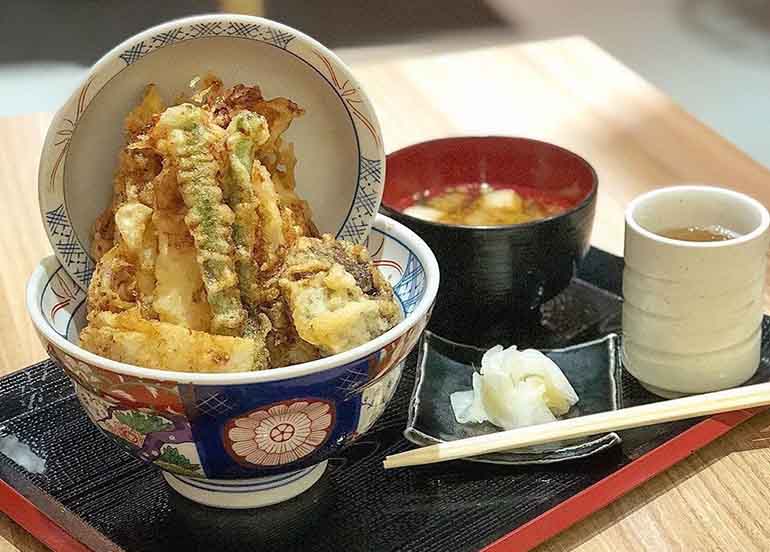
top-left (82, 77), bottom-right (400, 373)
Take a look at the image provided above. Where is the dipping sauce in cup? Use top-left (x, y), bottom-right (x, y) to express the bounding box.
top-left (622, 185), bottom-right (770, 397)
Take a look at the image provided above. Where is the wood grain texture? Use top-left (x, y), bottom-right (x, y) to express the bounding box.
top-left (1, 37), bottom-right (770, 551)
top-left (0, 113), bottom-right (52, 376)
top-left (0, 112), bottom-right (53, 552)
top-left (0, 511), bottom-right (49, 552)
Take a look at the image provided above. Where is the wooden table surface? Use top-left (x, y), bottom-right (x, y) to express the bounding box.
top-left (3, 36), bottom-right (770, 552)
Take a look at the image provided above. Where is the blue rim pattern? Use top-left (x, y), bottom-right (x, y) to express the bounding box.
top-left (169, 466), bottom-right (315, 493)
top-left (118, 21), bottom-right (297, 65)
top-left (337, 156), bottom-right (382, 243)
top-left (44, 204), bottom-right (94, 287)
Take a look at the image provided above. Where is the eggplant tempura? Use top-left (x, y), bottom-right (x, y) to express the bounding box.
top-left (81, 77), bottom-right (401, 373)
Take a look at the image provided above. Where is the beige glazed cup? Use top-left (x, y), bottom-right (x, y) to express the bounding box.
top-left (622, 185), bottom-right (770, 397)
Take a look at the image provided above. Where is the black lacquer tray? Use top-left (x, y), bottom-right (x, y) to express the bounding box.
top-left (1, 248), bottom-right (765, 552)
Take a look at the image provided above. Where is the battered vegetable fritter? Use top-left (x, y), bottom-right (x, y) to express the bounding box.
top-left (280, 236), bottom-right (401, 355)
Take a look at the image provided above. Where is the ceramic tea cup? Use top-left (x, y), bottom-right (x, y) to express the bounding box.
top-left (622, 185), bottom-right (770, 397)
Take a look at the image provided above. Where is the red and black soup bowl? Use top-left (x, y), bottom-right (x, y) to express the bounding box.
top-left (381, 137), bottom-right (598, 344)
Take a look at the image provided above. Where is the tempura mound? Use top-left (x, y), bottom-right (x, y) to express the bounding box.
top-left (81, 76), bottom-right (400, 373)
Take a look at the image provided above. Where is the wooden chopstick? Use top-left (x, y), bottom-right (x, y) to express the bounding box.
top-left (383, 381), bottom-right (770, 469)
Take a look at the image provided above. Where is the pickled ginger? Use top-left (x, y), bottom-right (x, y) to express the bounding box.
top-left (450, 345), bottom-right (579, 430)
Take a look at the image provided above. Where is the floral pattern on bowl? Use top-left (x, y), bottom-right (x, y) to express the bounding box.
top-left (224, 399), bottom-right (335, 467)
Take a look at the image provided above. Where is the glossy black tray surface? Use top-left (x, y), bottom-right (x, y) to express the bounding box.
top-left (2, 248), bottom-right (762, 552)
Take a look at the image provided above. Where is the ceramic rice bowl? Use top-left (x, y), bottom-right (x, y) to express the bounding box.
top-left (27, 214), bottom-right (438, 509)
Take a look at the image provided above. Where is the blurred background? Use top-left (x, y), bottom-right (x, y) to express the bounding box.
top-left (2, 0), bottom-right (769, 165)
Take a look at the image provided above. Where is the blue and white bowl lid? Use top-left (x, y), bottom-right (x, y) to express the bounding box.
top-left (38, 14), bottom-right (386, 290)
